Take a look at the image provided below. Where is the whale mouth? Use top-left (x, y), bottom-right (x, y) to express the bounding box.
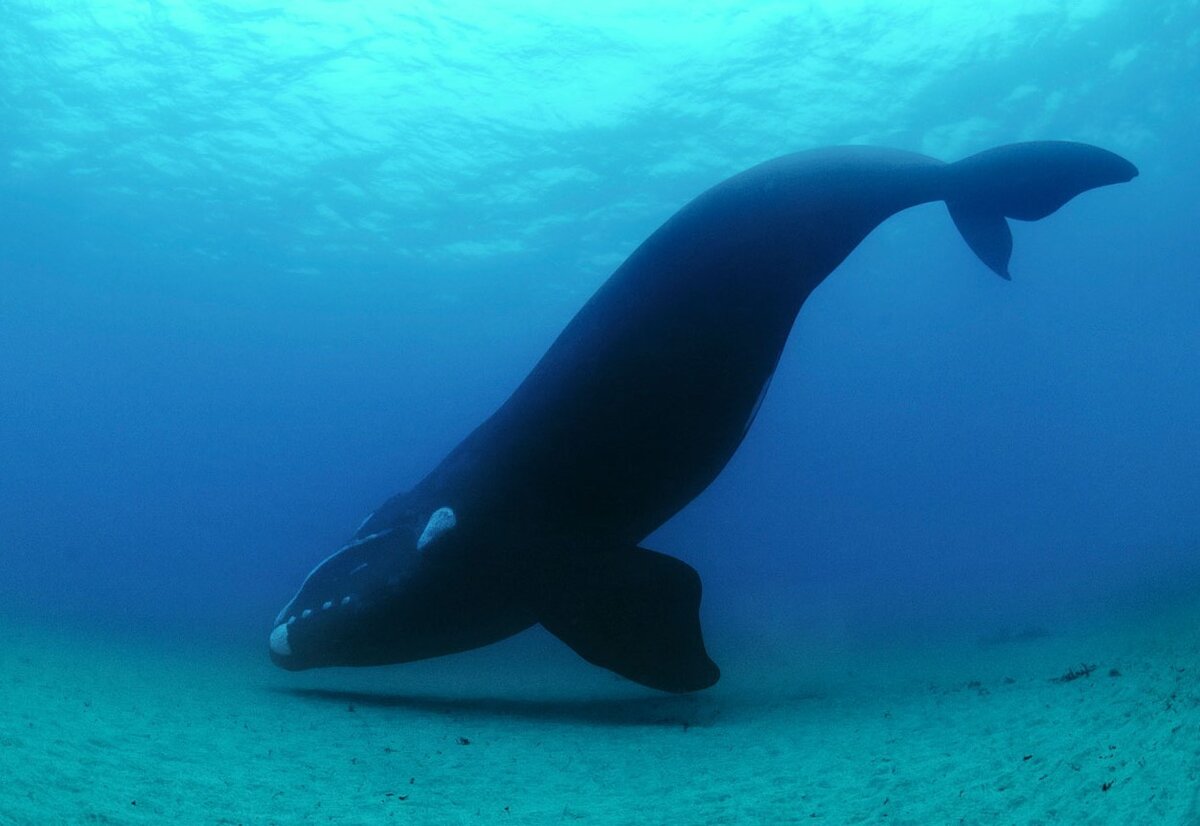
top-left (268, 601), bottom-right (347, 670)
top-left (269, 595), bottom-right (344, 667)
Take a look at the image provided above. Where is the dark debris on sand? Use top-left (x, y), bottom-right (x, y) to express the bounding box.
top-left (1050, 663), bottom-right (1097, 683)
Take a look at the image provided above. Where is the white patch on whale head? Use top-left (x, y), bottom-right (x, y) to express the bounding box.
top-left (355, 511), bottom-right (375, 534)
top-left (269, 624), bottom-right (291, 657)
top-left (417, 507), bottom-right (457, 550)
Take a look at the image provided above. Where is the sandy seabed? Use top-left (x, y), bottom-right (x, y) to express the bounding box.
top-left (3, 592), bottom-right (1199, 826)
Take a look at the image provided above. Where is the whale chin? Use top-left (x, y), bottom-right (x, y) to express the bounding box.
top-left (267, 623), bottom-right (307, 670)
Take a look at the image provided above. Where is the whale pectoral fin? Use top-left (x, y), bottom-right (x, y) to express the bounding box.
top-left (946, 200), bottom-right (1013, 280)
top-left (535, 545), bottom-right (719, 693)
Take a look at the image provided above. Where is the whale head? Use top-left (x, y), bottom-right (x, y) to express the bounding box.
top-left (268, 522), bottom-right (423, 670)
top-left (268, 504), bottom-right (527, 671)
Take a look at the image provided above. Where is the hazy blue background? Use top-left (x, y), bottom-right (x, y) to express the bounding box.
top-left (1, 1), bottom-right (1196, 652)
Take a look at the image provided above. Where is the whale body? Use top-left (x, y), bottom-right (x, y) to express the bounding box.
top-left (270, 142), bottom-right (1136, 692)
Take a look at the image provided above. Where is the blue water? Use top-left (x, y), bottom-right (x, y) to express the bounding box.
top-left (1, 2), bottom-right (1197, 657)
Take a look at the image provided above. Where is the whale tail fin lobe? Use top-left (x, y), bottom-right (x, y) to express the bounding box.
top-left (535, 544), bottom-right (719, 693)
top-left (947, 200), bottom-right (1014, 280)
top-left (945, 141), bottom-right (1138, 279)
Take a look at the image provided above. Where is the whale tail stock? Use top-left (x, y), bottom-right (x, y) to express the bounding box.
top-left (944, 141), bottom-right (1138, 279)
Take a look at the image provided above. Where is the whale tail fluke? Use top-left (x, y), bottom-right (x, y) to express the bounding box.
top-left (534, 544), bottom-right (720, 693)
top-left (945, 141), bottom-right (1138, 279)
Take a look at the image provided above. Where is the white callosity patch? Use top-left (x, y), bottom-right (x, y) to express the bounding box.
top-left (269, 624), bottom-right (291, 657)
top-left (417, 507), bottom-right (457, 550)
top-left (354, 511), bottom-right (375, 535)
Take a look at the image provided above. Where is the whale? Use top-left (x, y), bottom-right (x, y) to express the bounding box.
top-left (269, 142), bottom-right (1137, 692)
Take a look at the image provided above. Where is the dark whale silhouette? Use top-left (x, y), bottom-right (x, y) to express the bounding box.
top-left (270, 142), bottom-right (1136, 692)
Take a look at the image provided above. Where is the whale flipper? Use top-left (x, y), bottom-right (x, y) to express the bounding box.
top-left (535, 545), bottom-right (719, 693)
top-left (946, 140), bottom-right (1138, 279)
